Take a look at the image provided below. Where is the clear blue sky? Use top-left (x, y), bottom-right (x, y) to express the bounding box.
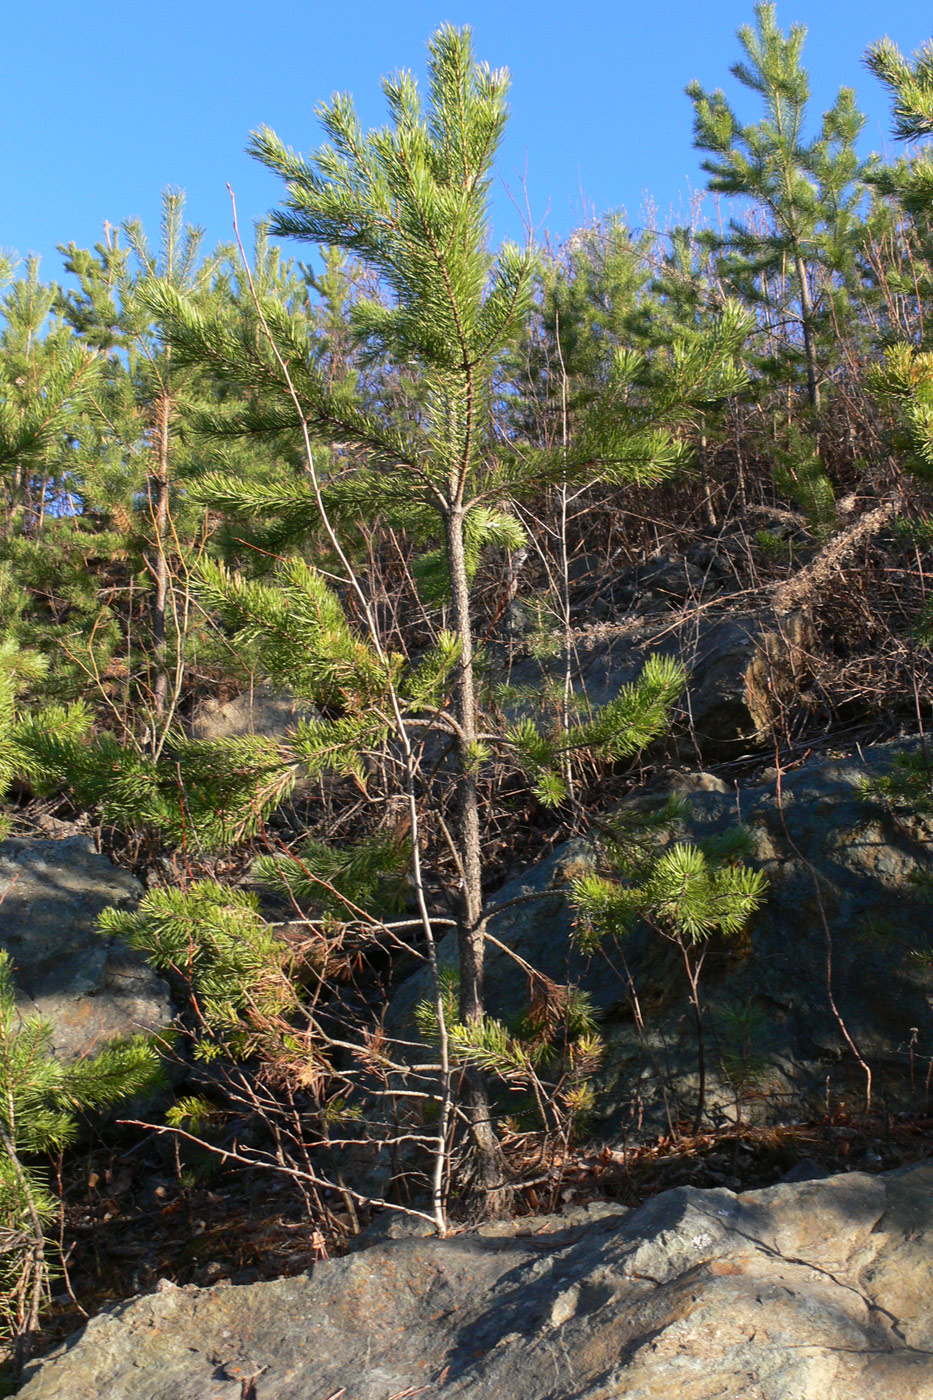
top-left (3, 0), bottom-right (930, 279)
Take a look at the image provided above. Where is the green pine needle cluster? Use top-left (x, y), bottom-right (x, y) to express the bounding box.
top-left (18, 723), bottom-right (293, 852)
top-left (869, 345), bottom-right (933, 482)
top-left (98, 883), bottom-right (298, 1053)
top-left (571, 839), bottom-right (766, 953)
top-left (415, 968), bottom-right (603, 1136)
top-left (860, 749), bottom-right (933, 819)
top-left (195, 557), bottom-right (395, 709)
top-left (254, 828), bottom-right (412, 918)
top-left (772, 430), bottom-right (836, 539)
top-left (507, 655), bottom-right (686, 807)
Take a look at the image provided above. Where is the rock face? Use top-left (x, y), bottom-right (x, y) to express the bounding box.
top-left (20, 1165), bottom-right (933, 1399)
top-left (610, 738), bottom-right (933, 1128)
top-left (392, 739), bottom-right (933, 1133)
top-left (192, 688), bottom-right (300, 742)
top-left (502, 603), bottom-right (811, 765)
top-left (568, 613), bottom-right (757, 755)
top-left (0, 834), bottom-right (172, 1061)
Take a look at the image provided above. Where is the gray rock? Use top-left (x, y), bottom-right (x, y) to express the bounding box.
top-left (677, 613), bottom-right (764, 757)
top-left (578, 551), bottom-right (724, 617)
top-left (501, 593), bottom-right (828, 764)
top-left (605, 739), bottom-right (933, 1129)
top-left (781, 1156), bottom-right (828, 1183)
top-left (191, 687), bottom-right (300, 742)
top-left (0, 835), bottom-right (172, 1061)
top-left (636, 550), bottom-right (709, 603)
top-left (392, 739), bottom-right (933, 1135)
top-left (503, 607), bottom-right (772, 764)
top-left (20, 1165), bottom-right (933, 1399)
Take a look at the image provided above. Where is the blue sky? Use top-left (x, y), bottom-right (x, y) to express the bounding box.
top-left (3, 1), bottom-right (931, 279)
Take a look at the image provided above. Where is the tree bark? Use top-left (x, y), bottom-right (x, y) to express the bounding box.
top-left (149, 393), bottom-right (171, 721)
top-left (794, 253), bottom-right (820, 414)
top-left (444, 508), bottom-right (484, 1007)
top-left (444, 506), bottom-right (511, 1213)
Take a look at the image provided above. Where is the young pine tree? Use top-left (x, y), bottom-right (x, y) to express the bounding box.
top-left (863, 35), bottom-right (933, 343)
top-left (0, 258), bottom-right (121, 702)
top-left (58, 193), bottom-right (232, 738)
top-left (688, 2), bottom-right (867, 412)
top-left (572, 837), bottom-right (766, 1134)
top-left (0, 256), bottom-right (101, 542)
top-left (135, 24), bottom-right (756, 1213)
top-left (0, 951), bottom-right (159, 1372)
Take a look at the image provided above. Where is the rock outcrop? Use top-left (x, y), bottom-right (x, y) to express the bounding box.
top-left (391, 739), bottom-right (933, 1133)
top-left (503, 599), bottom-right (819, 763)
top-left (20, 1164), bottom-right (933, 1399)
top-left (191, 687), bottom-right (301, 743)
top-left (0, 833), bottom-right (172, 1061)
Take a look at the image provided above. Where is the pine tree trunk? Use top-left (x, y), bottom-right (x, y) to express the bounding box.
top-left (444, 506), bottom-right (511, 1214)
top-left (794, 253), bottom-right (820, 414)
top-left (444, 508), bottom-right (484, 1009)
top-left (150, 394), bottom-right (171, 720)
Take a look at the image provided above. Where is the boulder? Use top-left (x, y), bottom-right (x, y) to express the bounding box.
top-left (572, 549), bottom-right (729, 619)
top-left (502, 606), bottom-right (789, 764)
top-left (191, 687), bottom-right (299, 742)
top-left (20, 1164), bottom-right (933, 1399)
top-left (632, 738), bottom-right (933, 1116)
top-left (391, 739), bottom-right (933, 1135)
top-left (0, 834), bottom-right (172, 1061)
top-left (193, 607), bottom-right (796, 766)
